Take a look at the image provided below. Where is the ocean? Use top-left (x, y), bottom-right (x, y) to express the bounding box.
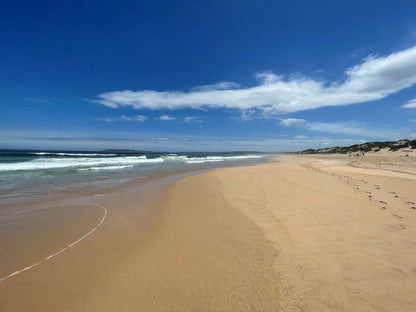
top-left (0, 150), bottom-right (270, 206)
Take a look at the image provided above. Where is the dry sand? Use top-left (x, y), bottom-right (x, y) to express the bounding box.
top-left (1, 154), bottom-right (416, 311)
top-left (213, 154), bottom-right (416, 311)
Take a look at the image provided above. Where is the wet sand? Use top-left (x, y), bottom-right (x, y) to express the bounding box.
top-left (1, 155), bottom-right (416, 311)
top-left (0, 172), bottom-right (174, 311)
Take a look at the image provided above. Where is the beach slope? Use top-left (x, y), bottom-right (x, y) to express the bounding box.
top-left (1, 155), bottom-right (416, 311)
top-left (212, 155), bottom-right (416, 311)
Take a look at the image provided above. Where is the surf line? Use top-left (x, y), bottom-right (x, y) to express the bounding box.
top-left (0, 204), bottom-right (107, 283)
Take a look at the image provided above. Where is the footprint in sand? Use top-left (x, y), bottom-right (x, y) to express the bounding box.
top-left (393, 214), bottom-right (403, 219)
top-left (379, 200), bottom-right (388, 204)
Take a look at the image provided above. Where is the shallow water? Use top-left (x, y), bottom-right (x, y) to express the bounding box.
top-left (1, 150), bottom-right (272, 206)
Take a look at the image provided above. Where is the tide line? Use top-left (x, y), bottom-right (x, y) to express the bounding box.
top-left (0, 204), bottom-right (107, 283)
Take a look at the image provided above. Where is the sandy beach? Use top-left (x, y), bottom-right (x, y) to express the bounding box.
top-left (1, 154), bottom-right (416, 311)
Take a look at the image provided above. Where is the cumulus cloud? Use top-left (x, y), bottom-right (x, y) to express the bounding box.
top-left (93, 46), bottom-right (416, 115)
top-left (402, 98), bottom-right (416, 108)
top-left (279, 118), bottom-right (307, 127)
top-left (158, 115), bottom-right (176, 121)
top-left (96, 115), bottom-right (147, 122)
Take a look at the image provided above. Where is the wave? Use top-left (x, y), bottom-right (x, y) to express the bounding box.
top-left (33, 152), bottom-right (118, 157)
top-left (0, 156), bottom-right (158, 171)
top-left (0, 154), bottom-right (264, 172)
top-left (78, 165), bottom-right (135, 171)
top-left (185, 155), bottom-right (263, 164)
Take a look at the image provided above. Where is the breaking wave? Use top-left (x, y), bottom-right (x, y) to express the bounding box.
top-left (0, 154), bottom-right (264, 172)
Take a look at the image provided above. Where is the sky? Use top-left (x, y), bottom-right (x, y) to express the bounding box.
top-left (1, 0), bottom-right (416, 152)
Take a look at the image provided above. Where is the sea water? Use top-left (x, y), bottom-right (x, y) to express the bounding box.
top-left (0, 150), bottom-right (270, 206)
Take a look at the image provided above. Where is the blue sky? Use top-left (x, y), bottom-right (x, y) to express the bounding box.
top-left (1, 0), bottom-right (416, 151)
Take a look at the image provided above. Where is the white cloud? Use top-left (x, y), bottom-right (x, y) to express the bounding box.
top-left (279, 118), bottom-right (307, 127)
top-left (402, 98), bottom-right (416, 108)
top-left (280, 118), bottom-right (403, 138)
top-left (93, 45), bottom-right (416, 115)
top-left (294, 135), bottom-right (308, 139)
top-left (0, 129), bottom-right (379, 152)
top-left (305, 122), bottom-right (390, 138)
top-left (183, 116), bottom-right (204, 123)
top-left (239, 110), bottom-right (257, 121)
top-left (158, 115), bottom-right (176, 121)
top-left (191, 81), bottom-right (240, 91)
top-left (151, 137), bottom-right (169, 141)
top-left (96, 115), bottom-right (147, 122)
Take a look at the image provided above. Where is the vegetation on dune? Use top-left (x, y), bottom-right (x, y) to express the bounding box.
top-left (299, 139), bottom-right (416, 154)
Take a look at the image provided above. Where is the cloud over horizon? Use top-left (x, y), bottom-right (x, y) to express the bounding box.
top-left (94, 45), bottom-right (416, 116)
top-left (279, 118), bottom-right (405, 138)
top-left (96, 115), bottom-right (147, 122)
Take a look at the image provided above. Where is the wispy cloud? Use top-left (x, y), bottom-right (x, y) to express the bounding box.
top-left (183, 116), bottom-right (204, 123)
top-left (96, 115), bottom-right (147, 122)
top-left (191, 81), bottom-right (240, 92)
top-left (341, 47), bottom-right (369, 63)
top-left (0, 129), bottom-right (377, 152)
top-left (158, 115), bottom-right (176, 121)
top-left (279, 118), bottom-right (405, 138)
top-left (93, 45), bottom-right (416, 116)
top-left (294, 135), bottom-right (308, 139)
top-left (279, 118), bottom-right (307, 127)
top-left (402, 98), bottom-right (416, 108)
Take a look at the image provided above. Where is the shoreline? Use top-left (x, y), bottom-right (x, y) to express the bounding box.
top-left (1, 160), bottom-right (277, 311)
top-left (1, 155), bottom-right (416, 311)
top-left (0, 152), bottom-right (273, 208)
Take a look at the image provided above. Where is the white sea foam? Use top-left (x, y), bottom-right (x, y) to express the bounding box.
top-left (33, 152), bottom-right (118, 156)
top-left (0, 154), bottom-right (264, 172)
top-left (78, 165), bottom-right (135, 171)
top-left (0, 156), bottom-right (156, 171)
top-left (0, 204), bottom-right (107, 283)
top-left (186, 155), bottom-right (263, 164)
